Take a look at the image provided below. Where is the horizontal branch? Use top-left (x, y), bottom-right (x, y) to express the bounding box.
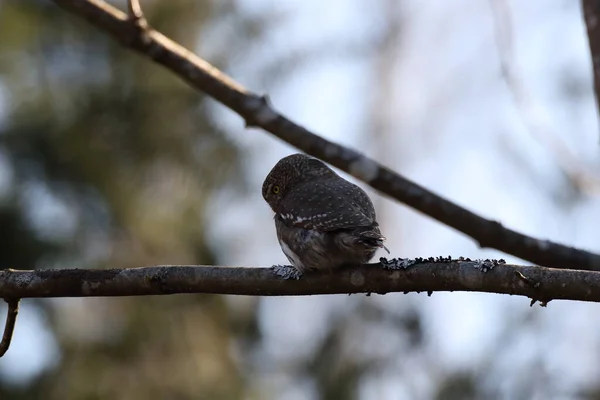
top-left (50, 0), bottom-right (600, 272)
top-left (1, 260), bottom-right (600, 304)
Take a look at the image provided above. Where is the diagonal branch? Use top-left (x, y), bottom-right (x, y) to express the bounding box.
top-left (0, 260), bottom-right (599, 304)
top-left (50, 0), bottom-right (600, 271)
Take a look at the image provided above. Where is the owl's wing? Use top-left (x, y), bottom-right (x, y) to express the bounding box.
top-left (278, 179), bottom-right (377, 231)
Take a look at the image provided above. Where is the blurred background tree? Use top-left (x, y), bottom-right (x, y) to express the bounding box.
top-left (0, 0), bottom-right (258, 398)
top-left (0, 0), bottom-right (599, 399)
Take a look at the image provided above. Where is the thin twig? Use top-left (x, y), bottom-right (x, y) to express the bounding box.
top-left (489, 0), bottom-right (600, 195)
top-left (0, 299), bottom-right (20, 357)
top-left (582, 0), bottom-right (600, 129)
top-left (49, 0), bottom-right (600, 271)
top-left (127, 0), bottom-right (147, 29)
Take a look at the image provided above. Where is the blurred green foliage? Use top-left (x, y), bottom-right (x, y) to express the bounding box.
top-left (0, 0), bottom-right (257, 398)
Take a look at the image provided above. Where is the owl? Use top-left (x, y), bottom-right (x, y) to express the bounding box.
top-left (262, 153), bottom-right (388, 278)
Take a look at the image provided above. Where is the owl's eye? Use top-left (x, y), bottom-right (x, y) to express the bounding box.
top-left (272, 185), bottom-right (280, 194)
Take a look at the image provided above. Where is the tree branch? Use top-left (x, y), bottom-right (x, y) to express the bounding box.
top-left (0, 260), bottom-right (599, 304)
top-left (583, 0), bottom-right (600, 121)
top-left (48, 0), bottom-right (600, 271)
top-left (0, 299), bottom-right (20, 358)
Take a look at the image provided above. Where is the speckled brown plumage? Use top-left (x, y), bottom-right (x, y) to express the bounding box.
top-left (262, 153), bottom-right (388, 277)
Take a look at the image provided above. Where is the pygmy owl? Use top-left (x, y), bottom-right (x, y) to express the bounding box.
top-left (262, 153), bottom-right (388, 278)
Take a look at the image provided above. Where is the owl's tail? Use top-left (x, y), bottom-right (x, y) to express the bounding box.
top-left (356, 229), bottom-right (390, 254)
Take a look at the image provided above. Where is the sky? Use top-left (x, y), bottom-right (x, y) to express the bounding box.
top-left (209, 0), bottom-right (600, 398)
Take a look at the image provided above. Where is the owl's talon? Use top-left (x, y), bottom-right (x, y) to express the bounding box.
top-left (271, 264), bottom-right (303, 280)
top-left (380, 257), bottom-right (415, 270)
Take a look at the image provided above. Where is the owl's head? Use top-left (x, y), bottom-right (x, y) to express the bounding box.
top-left (262, 153), bottom-right (334, 211)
